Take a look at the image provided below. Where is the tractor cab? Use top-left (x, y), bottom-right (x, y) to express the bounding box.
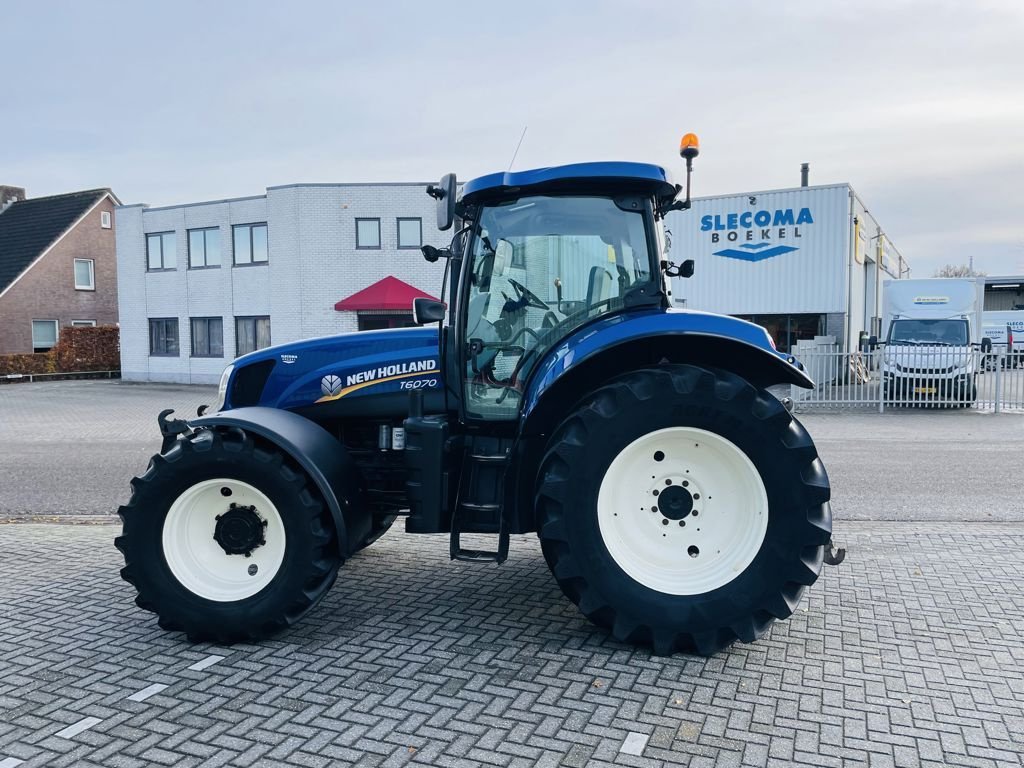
top-left (421, 159), bottom-right (696, 424)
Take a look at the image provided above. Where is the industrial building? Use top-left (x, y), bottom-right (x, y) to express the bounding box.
top-left (666, 182), bottom-right (908, 352)
top-left (983, 276), bottom-right (1024, 310)
top-left (116, 183), bottom-right (447, 384)
top-left (117, 175), bottom-right (919, 383)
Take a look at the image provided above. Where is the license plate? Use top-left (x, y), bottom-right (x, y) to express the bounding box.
top-left (914, 387), bottom-right (937, 394)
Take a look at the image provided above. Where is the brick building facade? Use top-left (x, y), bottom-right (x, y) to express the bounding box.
top-left (115, 183), bottom-right (447, 383)
top-left (0, 188), bottom-right (120, 355)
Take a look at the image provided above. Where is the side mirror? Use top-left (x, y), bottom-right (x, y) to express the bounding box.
top-left (413, 297), bottom-right (446, 325)
top-left (868, 335), bottom-right (878, 349)
top-left (420, 244), bottom-right (450, 263)
top-left (981, 337), bottom-right (993, 353)
top-left (679, 259), bottom-right (695, 278)
top-left (426, 173), bottom-right (457, 232)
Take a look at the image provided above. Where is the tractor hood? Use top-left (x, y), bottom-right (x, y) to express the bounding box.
top-left (225, 327), bottom-right (441, 413)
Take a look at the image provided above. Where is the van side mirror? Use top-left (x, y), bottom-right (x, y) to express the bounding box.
top-left (426, 173), bottom-right (457, 231)
top-left (678, 259), bottom-right (695, 278)
top-left (413, 297), bottom-right (446, 325)
top-left (868, 335), bottom-right (878, 349)
top-left (981, 337), bottom-right (993, 353)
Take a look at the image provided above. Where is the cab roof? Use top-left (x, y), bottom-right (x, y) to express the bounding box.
top-left (460, 161), bottom-right (677, 203)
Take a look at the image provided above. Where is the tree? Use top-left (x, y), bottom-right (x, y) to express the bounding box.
top-left (933, 264), bottom-right (987, 278)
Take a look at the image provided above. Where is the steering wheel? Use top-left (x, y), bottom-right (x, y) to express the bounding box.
top-left (507, 278), bottom-right (548, 310)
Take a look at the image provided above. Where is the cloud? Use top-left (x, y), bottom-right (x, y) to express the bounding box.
top-left (1, 0), bottom-right (1021, 273)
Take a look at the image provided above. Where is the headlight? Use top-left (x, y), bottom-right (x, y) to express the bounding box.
top-left (210, 364), bottom-right (234, 413)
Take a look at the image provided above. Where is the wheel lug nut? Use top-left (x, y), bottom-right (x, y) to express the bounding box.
top-left (652, 489), bottom-right (659, 497)
top-left (678, 520), bottom-right (685, 527)
top-left (661, 519), bottom-right (669, 526)
top-left (682, 480), bottom-right (689, 487)
top-left (693, 493), bottom-right (700, 500)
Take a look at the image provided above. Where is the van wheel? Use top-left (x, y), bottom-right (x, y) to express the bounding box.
top-left (535, 365), bottom-right (832, 656)
top-left (116, 429), bottom-right (339, 643)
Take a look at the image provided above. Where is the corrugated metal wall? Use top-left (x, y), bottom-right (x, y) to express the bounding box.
top-left (666, 184), bottom-right (852, 315)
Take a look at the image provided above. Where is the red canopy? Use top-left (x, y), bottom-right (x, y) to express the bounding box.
top-left (334, 276), bottom-right (438, 312)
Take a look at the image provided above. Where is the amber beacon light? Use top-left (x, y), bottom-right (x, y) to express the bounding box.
top-left (677, 132), bottom-right (700, 209)
top-left (679, 133), bottom-right (700, 160)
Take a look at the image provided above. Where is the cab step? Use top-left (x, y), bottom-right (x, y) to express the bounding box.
top-left (450, 437), bottom-right (512, 564)
top-left (450, 522), bottom-right (510, 563)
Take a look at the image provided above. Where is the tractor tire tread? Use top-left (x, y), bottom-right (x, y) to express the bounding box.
top-left (536, 364), bottom-right (832, 657)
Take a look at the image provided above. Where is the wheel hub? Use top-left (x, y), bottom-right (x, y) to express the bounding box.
top-left (213, 504), bottom-right (267, 556)
top-left (656, 484), bottom-right (694, 520)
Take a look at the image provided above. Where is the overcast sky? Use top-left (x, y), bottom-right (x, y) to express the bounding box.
top-left (2, 0), bottom-right (1022, 276)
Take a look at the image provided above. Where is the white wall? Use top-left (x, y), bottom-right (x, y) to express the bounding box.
top-left (668, 184), bottom-right (853, 316)
top-left (667, 183), bottom-right (907, 352)
top-left (117, 184), bottom-right (447, 384)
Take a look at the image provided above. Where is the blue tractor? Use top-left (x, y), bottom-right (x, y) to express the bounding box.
top-left (117, 136), bottom-right (837, 656)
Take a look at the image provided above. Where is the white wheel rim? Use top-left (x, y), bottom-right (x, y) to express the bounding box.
top-left (162, 478), bottom-right (286, 602)
top-left (597, 427), bottom-right (769, 595)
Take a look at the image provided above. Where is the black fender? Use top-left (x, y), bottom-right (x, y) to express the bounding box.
top-left (188, 406), bottom-right (369, 558)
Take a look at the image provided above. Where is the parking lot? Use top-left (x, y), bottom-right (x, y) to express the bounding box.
top-left (1, 381), bottom-right (1023, 767)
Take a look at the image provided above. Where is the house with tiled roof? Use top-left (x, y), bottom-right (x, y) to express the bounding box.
top-left (0, 185), bottom-right (120, 354)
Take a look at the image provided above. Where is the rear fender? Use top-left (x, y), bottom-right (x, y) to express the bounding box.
top-left (189, 407), bottom-right (369, 558)
top-left (520, 309), bottom-right (811, 433)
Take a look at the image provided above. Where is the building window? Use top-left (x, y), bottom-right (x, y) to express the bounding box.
top-left (235, 316), bottom-right (271, 357)
top-left (31, 320), bottom-right (58, 353)
top-left (397, 218), bottom-right (422, 249)
top-left (357, 313), bottom-right (417, 331)
top-left (146, 232), bottom-right (177, 270)
top-left (74, 258), bottom-right (95, 290)
top-left (356, 218), bottom-right (381, 249)
top-left (190, 317), bottom-right (224, 357)
top-left (149, 318), bottom-right (179, 356)
top-left (188, 227), bottom-right (221, 268)
top-left (233, 223), bottom-right (268, 265)
top-left (100, 211), bottom-right (112, 229)
top-left (72, 320), bottom-right (97, 327)
top-left (510, 244), bottom-right (525, 268)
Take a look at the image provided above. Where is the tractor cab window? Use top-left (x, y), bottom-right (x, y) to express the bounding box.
top-left (463, 195), bottom-right (652, 420)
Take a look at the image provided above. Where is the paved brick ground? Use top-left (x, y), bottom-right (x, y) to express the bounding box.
top-left (1, 522), bottom-right (1022, 767)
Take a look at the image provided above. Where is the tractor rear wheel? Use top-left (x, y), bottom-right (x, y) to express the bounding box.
top-left (116, 428), bottom-right (339, 643)
top-left (535, 364), bottom-right (832, 656)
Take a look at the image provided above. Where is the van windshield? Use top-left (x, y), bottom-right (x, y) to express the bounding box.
top-left (888, 319), bottom-right (968, 346)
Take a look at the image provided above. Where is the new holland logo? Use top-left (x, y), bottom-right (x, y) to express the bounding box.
top-left (321, 375), bottom-right (343, 397)
top-left (713, 242), bottom-right (800, 262)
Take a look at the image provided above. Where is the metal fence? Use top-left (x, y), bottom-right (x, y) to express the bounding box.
top-left (790, 345), bottom-right (1024, 413)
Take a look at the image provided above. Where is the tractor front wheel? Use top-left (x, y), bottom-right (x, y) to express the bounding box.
top-left (116, 428), bottom-right (339, 643)
top-left (536, 364), bottom-right (832, 656)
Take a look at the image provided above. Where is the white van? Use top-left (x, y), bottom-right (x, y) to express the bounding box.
top-left (881, 278), bottom-right (986, 403)
top-left (982, 310), bottom-right (1024, 367)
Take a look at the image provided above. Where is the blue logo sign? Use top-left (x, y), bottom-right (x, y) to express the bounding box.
top-left (701, 205), bottom-right (813, 263)
top-left (713, 242), bottom-right (800, 261)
